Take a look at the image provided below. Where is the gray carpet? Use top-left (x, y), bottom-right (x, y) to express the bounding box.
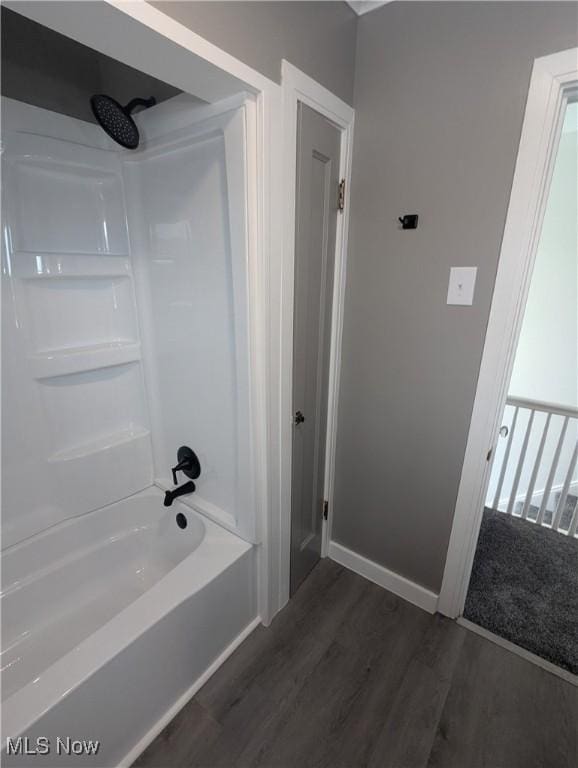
top-left (464, 508), bottom-right (578, 675)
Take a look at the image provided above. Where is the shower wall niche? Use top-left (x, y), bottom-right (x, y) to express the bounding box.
top-left (2, 92), bottom-right (257, 548)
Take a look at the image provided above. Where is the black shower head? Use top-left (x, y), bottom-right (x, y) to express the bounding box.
top-left (90, 95), bottom-right (156, 149)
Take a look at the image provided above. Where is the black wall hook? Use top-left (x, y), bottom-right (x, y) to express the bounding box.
top-left (398, 214), bottom-right (419, 230)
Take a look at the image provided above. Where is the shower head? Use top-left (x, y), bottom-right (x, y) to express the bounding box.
top-left (90, 95), bottom-right (156, 149)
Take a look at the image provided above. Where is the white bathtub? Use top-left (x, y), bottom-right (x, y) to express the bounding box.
top-left (1, 487), bottom-right (256, 766)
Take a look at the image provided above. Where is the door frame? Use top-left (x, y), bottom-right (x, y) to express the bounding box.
top-left (278, 61), bottom-right (354, 608)
top-left (438, 47), bottom-right (578, 619)
top-left (10, 0), bottom-right (284, 625)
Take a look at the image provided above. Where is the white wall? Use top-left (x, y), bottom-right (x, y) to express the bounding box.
top-left (125, 96), bottom-right (257, 542)
top-left (1, 98), bottom-right (153, 548)
top-left (509, 102), bottom-right (578, 408)
top-left (1, 95), bottom-right (257, 549)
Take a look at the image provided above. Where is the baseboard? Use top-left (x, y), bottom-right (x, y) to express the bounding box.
top-left (118, 616), bottom-right (261, 767)
top-left (458, 618), bottom-right (578, 688)
top-left (328, 541), bottom-right (439, 614)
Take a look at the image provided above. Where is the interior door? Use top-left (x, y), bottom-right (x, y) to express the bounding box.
top-left (290, 103), bottom-right (341, 595)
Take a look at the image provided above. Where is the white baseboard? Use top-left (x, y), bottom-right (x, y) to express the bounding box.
top-left (328, 541), bottom-right (439, 614)
top-left (118, 616), bottom-right (261, 767)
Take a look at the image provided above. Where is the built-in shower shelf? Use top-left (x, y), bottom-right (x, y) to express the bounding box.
top-left (49, 428), bottom-right (151, 464)
top-left (26, 270), bottom-right (132, 280)
top-left (12, 252), bottom-right (132, 280)
top-left (30, 341), bottom-right (141, 379)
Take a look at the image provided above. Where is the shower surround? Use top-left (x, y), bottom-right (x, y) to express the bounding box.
top-left (1, 92), bottom-right (259, 763)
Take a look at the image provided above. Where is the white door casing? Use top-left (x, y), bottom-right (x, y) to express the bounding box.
top-left (438, 47), bottom-right (578, 619)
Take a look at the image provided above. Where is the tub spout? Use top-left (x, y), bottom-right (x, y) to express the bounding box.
top-left (164, 481), bottom-right (196, 507)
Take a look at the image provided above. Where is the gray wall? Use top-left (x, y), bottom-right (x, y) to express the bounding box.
top-left (150, 1), bottom-right (358, 105)
top-left (332, 2), bottom-right (578, 592)
top-left (2, 7), bottom-right (180, 123)
top-left (2, 6), bottom-right (99, 122)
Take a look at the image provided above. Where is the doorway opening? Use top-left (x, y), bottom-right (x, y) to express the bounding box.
top-left (438, 47), bottom-right (578, 682)
top-left (463, 101), bottom-right (577, 674)
top-left (290, 102), bottom-right (341, 594)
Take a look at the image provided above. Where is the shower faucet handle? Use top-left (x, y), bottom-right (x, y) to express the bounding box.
top-left (171, 446), bottom-right (201, 486)
top-left (171, 460), bottom-right (189, 486)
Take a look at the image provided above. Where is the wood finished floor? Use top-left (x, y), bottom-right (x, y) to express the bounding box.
top-left (134, 560), bottom-right (578, 768)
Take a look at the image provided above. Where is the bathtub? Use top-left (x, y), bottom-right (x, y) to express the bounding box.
top-left (1, 487), bottom-right (257, 767)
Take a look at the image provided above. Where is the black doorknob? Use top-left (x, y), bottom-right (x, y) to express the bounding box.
top-left (294, 410), bottom-right (305, 425)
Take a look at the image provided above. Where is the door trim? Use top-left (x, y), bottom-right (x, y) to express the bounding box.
top-left (438, 47), bottom-right (578, 619)
top-left (279, 61), bottom-right (355, 608)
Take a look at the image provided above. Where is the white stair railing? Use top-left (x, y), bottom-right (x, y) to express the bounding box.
top-left (487, 396), bottom-right (578, 538)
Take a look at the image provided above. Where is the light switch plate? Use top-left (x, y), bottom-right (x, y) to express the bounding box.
top-left (447, 267), bottom-right (477, 306)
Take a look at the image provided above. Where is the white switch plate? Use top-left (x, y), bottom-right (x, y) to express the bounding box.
top-left (447, 267), bottom-right (477, 305)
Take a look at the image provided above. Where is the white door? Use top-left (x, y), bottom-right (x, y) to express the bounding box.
top-left (290, 103), bottom-right (341, 595)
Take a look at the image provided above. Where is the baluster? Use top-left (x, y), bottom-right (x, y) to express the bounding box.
top-left (568, 497), bottom-right (578, 538)
top-left (506, 409), bottom-right (534, 517)
top-left (537, 416), bottom-right (569, 526)
top-left (521, 413), bottom-right (551, 520)
top-left (552, 439), bottom-right (578, 532)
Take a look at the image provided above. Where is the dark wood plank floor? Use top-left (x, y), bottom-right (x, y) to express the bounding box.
top-left (134, 560), bottom-right (578, 768)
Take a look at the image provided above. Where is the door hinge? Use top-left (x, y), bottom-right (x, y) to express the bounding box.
top-left (486, 448), bottom-right (493, 462)
top-left (338, 179), bottom-right (345, 212)
top-left (323, 500), bottom-right (329, 520)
